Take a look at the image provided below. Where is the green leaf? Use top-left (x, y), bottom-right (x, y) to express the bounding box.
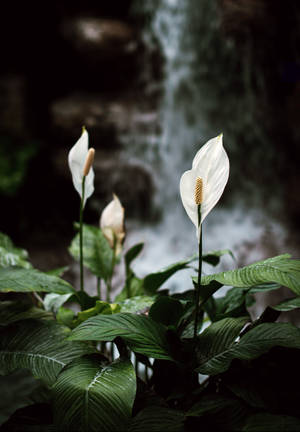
top-left (69, 224), bottom-right (113, 280)
top-left (186, 395), bottom-right (248, 430)
top-left (200, 255), bottom-right (300, 295)
top-left (69, 313), bottom-right (172, 360)
top-left (45, 266), bottom-right (69, 277)
top-left (202, 249), bottom-right (235, 267)
top-left (44, 293), bottom-right (73, 313)
top-left (129, 406), bottom-right (184, 432)
top-left (119, 296), bottom-right (155, 313)
top-left (0, 301), bottom-right (53, 325)
top-left (212, 287), bottom-right (252, 321)
top-left (149, 296), bottom-right (184, 327)
top-left (196, 322), bottom-right (300, 375)
top-left (0, 319), bottom-right (93, 385)
top-left (0, 267), bottom-right (75, 294)
top-left (53, 355), bottom-right (136, 432)
top-left (115, 276), bottom-right (144, 301)
top-left (243, 413), bottom-right (300, 431)
top-left (0, 232), bottom-right (31, 269)
top-left (70, 291), bottom-right (99, 310)
top-left (249, 283), bottom-right (282, 293)
top-left (272, 296), bottom-right (300, 311)
top-left (0, 369), bottom-right (43, 426)
top-left (144, 255), bottom-right (197, 295)
top-left (125, 243), bottom-right (144, 268)
top-left (56, 307), bottom-right (76, 328)
top-left (73, 301), bottom-right (121, 327)
top-left (196, 317), bottom-right (249, 375)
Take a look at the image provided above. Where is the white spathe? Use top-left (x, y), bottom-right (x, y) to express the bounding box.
top-left (180, 134), bottom-right (229, 236)
top-left (68, 128), bottom-right (95, 206)
top-left (100, 194), bottom-right (125, 255)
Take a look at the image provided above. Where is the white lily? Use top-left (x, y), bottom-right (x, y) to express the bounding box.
top-left (68, 128), bottom-right (95, 207)
top-left (100, 194), bottom-right (125, 255)
top-left (180, 134), bottom-right (229, 238)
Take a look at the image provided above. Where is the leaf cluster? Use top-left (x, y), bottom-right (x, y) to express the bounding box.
top-left (0, 231), bottom-right (300, 431)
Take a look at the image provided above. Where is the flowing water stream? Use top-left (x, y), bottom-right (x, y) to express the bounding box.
top-left (119, 0), bottom-right (288, 293)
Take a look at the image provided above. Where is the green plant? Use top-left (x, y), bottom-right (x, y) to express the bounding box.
top-left (0, 132), bottom-right (299, 432)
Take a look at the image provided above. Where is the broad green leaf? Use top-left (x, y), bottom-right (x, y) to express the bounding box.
top-left (149, 296), bottom-right (184, 327)
top-left (73, 301), bottom-right (121, 327)
top-left (119, 296), bottom-right (155, 313)
top-left (144, 255), bottom-right (197, 295)
top-left (44, 293), bottom-right (73, 313)
top-left (0, 369), bottom-right (43, 426)
top-left (0, 301), bottom-right (53, 325)
top-left (69, 224), bottom-right (113, 280)
top-left (249, 283), bottom-right (281, 293)
top-left (129, 406), bottom-right (184, 432)
top-left (186, 395), bottom-right (248, 430)
top-left (272, 296), bottom-right (300, 311)
top-left (196, 317), bottom-right (249, 374)
top-left (202, 249), bottom-right (235, 267)
top-left (0, 232), bottom-right (31, 269)
top-left (69, 313), bottom-right (172, 360)
top-left (70, 291), bottom-right (99, 310)
top-left (56, 307), bottom-right (76, 328)
top-left (125, 243), bottom-right (144, 268)
top-left (115, 276), bottom-right (144, 301)
top-left (53, 355), bottom-right (136, 432)
top-left (212, 287), bottom-right (252, 321)
top-left (243, 413), bottom-right (300, 431)
top-left (200, 255), bottom-right (300, 295)
top-left (0, 319), bottom-right (93, 385)
top-left (45, 266), bottom-right (69, 277)
top-left (0, 267), bottom-right (75, 294)
top-left (196, 322), bottom-right (300, 375)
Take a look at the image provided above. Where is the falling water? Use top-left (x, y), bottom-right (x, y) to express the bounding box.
top-left (122, 0), bottom-right (287, 293)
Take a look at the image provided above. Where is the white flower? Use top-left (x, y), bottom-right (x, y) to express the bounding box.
top-left (180, 134), bottom-right (229, 237)
top-left (100, 194), bottom-right (125, 255)
top-left (68, 128), bottom-right (95, 206)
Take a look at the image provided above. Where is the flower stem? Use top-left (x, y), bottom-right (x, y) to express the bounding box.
top-left (79, 176), bottom-right (86, 292)
top-left (97, 277), bottom-right (101, 299)
top-left (106, 236), bottom-right (117, 302)
top-left (194, 205), bottom-right (202, 339)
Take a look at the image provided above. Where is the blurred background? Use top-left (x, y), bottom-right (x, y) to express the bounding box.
top-left (0, 0), bottom-right (300, 301)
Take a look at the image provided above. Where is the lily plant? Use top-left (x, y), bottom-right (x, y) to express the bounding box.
top-left (68, 127), bottom-right (95, 292)
top-left (180, 134), bottom-right (229, 337)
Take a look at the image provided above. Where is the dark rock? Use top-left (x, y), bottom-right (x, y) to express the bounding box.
top-left (61, 17), bottom-right (138, 59)
top-left (93, 152), bottom-right (155, 220)
top-left (50, 92), bottom-right (159, 148)
top-left (0, 75), bottom-right (27, 136)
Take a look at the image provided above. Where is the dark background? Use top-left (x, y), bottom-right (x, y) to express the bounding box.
top-left (0, 0), bottom-right (300, 271)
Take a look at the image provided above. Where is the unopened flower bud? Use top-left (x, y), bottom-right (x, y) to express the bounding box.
top-left (100, 194), bottom-right (125, 255)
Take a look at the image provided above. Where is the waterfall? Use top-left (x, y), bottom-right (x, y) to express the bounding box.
top-left (124, 0), bottom-right (287, 292)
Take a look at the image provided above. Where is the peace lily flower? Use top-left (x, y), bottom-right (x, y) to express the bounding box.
top-left (100, 194), bottom-right (125, 256)
top-left (180, 134), bottom-right (229, 238)
top-left (68, 127), bottom-right (95, 207)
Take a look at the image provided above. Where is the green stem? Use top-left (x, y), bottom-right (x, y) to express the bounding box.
top-left (106, 236), bottom-right (117, 302)
top-left (79, 176), bottom-right (86, 292)
top-left (97, 277), bottom-right (101, 299)
top-left (194, 205), bottom-right (202, 339)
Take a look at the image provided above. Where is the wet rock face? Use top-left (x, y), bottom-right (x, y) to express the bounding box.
top-left (51, 93), bottom-right (134, 146)
top-left (51, 92), bottom-right (159, 148)
top-left (62, 17), bottom-right (137, 56)
top-left (0, 76), bottom-right (26, 136)
top-left (94, 154), bottom-right (154, 220)
top-left (60, 16), bottom-right (141, 89)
